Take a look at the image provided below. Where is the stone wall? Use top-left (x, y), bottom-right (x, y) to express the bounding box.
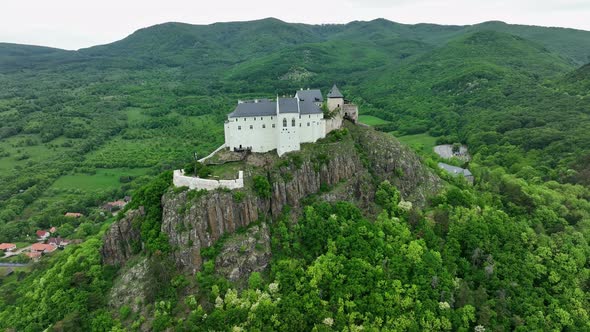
top-left (325, 116), bottom-right (343, 134)
top-left (172, 170), bottom-right (244, 191)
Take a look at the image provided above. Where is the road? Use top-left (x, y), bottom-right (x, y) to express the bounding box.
top-left (0, 262), bottom-right (29, 267)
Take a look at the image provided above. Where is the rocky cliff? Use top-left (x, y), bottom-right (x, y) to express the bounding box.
top-left (158, 123), bottom-right (441, 272)
top-left (101, 207), bottom-right (143, 266)
top-left (102, 123), bottom-right (442, 275)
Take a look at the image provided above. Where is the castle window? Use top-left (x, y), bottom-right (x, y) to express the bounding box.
top-left (262, 124), bottom-right (266, 128)
top-left (283, 118), bottom-right (287, 127)
top-left (292, 118), bottom-right (296, 127)
top-left (250, 125), bottom-right (253, 129)
top-left (309, 115), bottom-right (311, 118)
top-left (271, 116), bottom-right (273, 120)
top-left (272, 124), bottom-right (276, 128)
top-left (307, 122), bottom-right (310, 126)
top-left (238, 126), bottom-right (241, 130)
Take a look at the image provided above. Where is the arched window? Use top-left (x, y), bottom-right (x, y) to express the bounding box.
top-left (283, 118), bottom-right (287, 127)
top-left (291, 118), bottom-right (296, 127)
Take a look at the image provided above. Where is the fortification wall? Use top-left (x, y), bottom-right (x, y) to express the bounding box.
top-left (173, 170), bottom-right (244, 191)
top-left (325, 116), bottom-right (343, 134)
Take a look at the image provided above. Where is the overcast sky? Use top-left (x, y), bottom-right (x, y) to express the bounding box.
top-left (2, 0), bottom-right (589, 50)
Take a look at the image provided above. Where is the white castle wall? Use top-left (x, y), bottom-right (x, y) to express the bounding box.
top-left (299, 113), bottom-right (325, 143)
top-left (277, 113), bottom-right (300, 156)
top-left (225, 115), bottom-right (277, 152)
top-left (173, 170), bottom-right (244, 191)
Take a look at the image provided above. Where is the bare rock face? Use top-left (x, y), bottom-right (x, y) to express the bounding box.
top-left (215, 223), bottom-right (271, 282)
top-left (108, 257), bottom-right (149, 312)
top-left (351, 124), bottom-right (443, 206)
top-left (101, 207), bottom-right (144, 266)
top-left (161, 191), bottom-right (267, 274)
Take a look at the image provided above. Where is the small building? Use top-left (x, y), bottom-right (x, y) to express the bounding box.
top-left (31, 243), bottom-right (57, 253)
top-left (26, 251), bottom-right (42, 260)
top-left (102, 200), bottom-right (128, 212)
top-left (49, 226), bottom-right (57, 233)
top-left (0, 243), bottom-right (16, 252)
top-left (438, 162), bottom-right (474, 184)
top-left (36, 230), bottom-right (50, 241)
top-left (65, 212), bottom-right (83, 218)
top-left (48, 237), bottom-right (69, 248)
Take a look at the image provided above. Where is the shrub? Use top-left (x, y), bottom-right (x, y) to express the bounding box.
top-left (253, 175), bottom-right (271, 199)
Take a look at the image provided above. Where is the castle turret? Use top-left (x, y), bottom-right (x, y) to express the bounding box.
top-left (327, 84), bottom-right (344, 112)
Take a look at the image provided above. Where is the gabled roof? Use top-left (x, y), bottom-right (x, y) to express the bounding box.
top-left (327, 84), bottom-right (343, 98)
top-left (228, 100), bottom-right (276, 118)
top-left (438, 162), bottom-right (472, 177)
top-left (0, 243), bottom-right (16, 250)
top-left (295, 89), bottom-right (323, 103)
top-left (278, 98), bottom-right (298, 114)
top-left (36, 230), bottom-right (48, 237)
top-left (299, 100), bottom-right (323, 115)
top-left (31, 243), bottom-right (56, 252)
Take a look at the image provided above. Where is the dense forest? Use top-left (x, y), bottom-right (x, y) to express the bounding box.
top-left (0, 18), bottom-right (589, 331)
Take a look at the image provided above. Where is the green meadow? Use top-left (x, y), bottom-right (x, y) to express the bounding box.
top-left (395, 133), bottom-right (437, 154)
top-left (358, 115), bottom-right (390, 126)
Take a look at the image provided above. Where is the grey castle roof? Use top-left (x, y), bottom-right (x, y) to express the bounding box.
top-left (327, 84), bottom-right (343, 98)
top-left (438, 162), bottom-right (473, 177)
top-left (228, 100), bottom-right (276, 118)
top-left (295, 89), bottom-right (323, 103)
top-left (299, 100), bottom-right (322, 114)
top-left (228, 91), bottom-right (323, 118)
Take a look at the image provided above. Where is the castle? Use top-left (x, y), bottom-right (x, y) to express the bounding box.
top-left (224, 84), bottom-right (358, 156)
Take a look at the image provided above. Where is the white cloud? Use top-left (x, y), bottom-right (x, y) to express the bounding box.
top-left (0, 0), bottom-right (588, 50)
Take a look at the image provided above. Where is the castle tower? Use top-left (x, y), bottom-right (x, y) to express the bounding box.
top-left (327, 84), bottom-right (344, 112)
top-left (276, 97), bottom-right (300, 156)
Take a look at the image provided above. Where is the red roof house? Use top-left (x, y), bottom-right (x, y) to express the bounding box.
top-left (26, 251), bottom-right (42, 259)
top-left (31, 243), bottom-right (57, 253)
top-left (26, 252), bottom-right (42, 259)
top-left (50, 227), bottom-right (57, 233)
top-left (36, 230), bottom-right (50, 240)
top-left (0, 243), bottom-right (16, 252)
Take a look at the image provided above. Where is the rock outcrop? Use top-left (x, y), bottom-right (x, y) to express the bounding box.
top-left (159, 124), bottom-right (441, 272)
top-left (103, 123), bottom-right (442, 274)
top-left (101, 207), bottom-right (143, 266)
top-left (215, 223), bottom-right (271, 282)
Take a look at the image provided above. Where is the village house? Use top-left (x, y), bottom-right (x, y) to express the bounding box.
top-left (223, 85), bottom-right (358, 156)
top-left (26, 252), bottom-right (42, 260)
top-left (65, 212), bottom-right (83, 218)
top-left (48, 237), bottom-right (69, 249)
top-left (0, 243), bottom-right (16, 252)
top-left (438, 162), bottom-right (474, 184)
top-left (30, 243), bottom-right (57, 254)
top-left (36, 230), bottom-right (50, 241)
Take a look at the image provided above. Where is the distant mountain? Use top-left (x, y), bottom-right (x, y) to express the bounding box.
top-left (1, 18), bottom-right (589, 74)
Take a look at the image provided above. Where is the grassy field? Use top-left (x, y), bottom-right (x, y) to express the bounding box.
top-left (395, 133), bottom-right (437, 154)
top-left (50, 168), bottom-right (151, 192)
top-left (358, 115), bottom-right (390, 126)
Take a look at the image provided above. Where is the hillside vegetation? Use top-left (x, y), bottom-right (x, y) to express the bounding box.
top-left (0, 17), bottom-right (589, 331)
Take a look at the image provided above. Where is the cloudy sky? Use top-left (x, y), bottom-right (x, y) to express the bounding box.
top-left (2, 0), bottom-right (589, 50)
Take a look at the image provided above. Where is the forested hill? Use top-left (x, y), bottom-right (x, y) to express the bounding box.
top-left (2, 18), bottom-right (590, 72)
